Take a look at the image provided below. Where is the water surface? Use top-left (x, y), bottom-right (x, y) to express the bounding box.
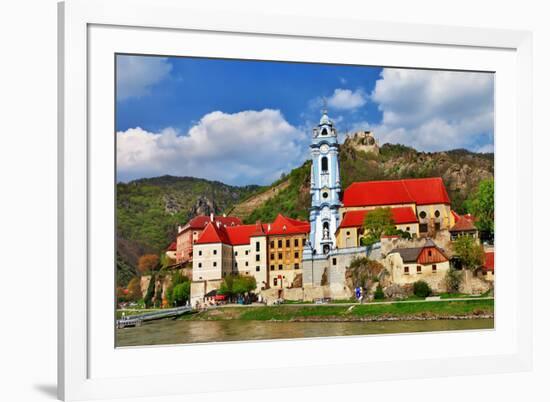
top-left (116, 318), bottom-right (494, 347)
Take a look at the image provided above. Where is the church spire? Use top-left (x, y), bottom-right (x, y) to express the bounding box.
top-left (319, 98), bottom-right (332, 126)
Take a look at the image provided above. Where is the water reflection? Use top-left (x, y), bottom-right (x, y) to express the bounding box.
top-left (116, 318), bottom-right (494, 347)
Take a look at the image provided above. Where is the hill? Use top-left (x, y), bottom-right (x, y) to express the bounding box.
top-left (116, 143), bottom-right (493, 285)
top-left (232, 141), bottom-right (493, 224)
top-left (116, 175), bottom-right (258, 285)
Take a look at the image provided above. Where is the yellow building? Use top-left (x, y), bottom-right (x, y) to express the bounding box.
top-left (339, 178), bottom-right (456, 240)
top-left (265, 215), bottom-right (309, 289)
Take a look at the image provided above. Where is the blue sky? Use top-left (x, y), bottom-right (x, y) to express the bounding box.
top-left (116, 55), bottom-right (494, 186)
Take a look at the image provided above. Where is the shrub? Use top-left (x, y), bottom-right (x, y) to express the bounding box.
top-left (126, 277), bottom-right (142, 302)
top-left (413, 280), bottom-right (432, 298)
top-left (172, 282), bottom-right (190, 306)
top-left (445, 268), bottom-right (463, 293)
top-left (374, 284), bottom-right (385, 300)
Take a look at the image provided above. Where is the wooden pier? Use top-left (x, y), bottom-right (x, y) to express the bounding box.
top-left (116, 305), bottom-right (193, 329)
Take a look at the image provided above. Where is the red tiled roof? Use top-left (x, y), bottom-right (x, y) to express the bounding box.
top-left (342, 177), bottom-right (450, 207)
top-left (339, 207), bottom-right (418, 229)
top-left (483, 251), bottom-right (494, 272)
top-left (194, 215), bottom-right (309, 246)
top-left (450, 214), bottom-right (477, 232)
top-left (166, 241), bottom-right (177, 251)
top-left (265, 214), bottom-right (310, 236)
top-left (195, 222), bottom-right (232, 245)
top-left (184, 215), bottom-right (242, 230)
top-left (226, 224), bottom-right (265, 246)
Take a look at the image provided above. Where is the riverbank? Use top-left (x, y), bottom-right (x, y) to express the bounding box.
top-left (179, 299), bottom-right (494, 322)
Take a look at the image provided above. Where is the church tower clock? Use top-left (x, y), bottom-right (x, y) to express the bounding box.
top-left (305, 107), bottom-right (342, 255)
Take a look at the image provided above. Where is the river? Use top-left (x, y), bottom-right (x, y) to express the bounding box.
top-left (116, 318), bottom-right (494, 347)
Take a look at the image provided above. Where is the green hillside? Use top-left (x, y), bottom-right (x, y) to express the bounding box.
top-left (116, 143), bottom-right (493, 286)
top-left (116, 176), bottom-right (258, 285)
top-left (238, 141), bottom-right (493, 225)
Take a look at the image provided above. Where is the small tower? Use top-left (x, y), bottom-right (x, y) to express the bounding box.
top-left (305, 106), bottom-right (342, 256)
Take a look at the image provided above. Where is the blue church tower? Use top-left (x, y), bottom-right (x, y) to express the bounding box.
top-left (304, 107), bottom-right (342, 256)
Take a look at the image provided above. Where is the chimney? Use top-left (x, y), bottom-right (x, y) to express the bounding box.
top-left (210, 212), bottom-right (214, 222)
top-left (223, 213), bottom-right (226, 217)
top-left (216, 221), bottom-right (221, 228)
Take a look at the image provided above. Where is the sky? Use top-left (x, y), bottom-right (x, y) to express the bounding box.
top-left (116, 54), bottom-right (494, 186)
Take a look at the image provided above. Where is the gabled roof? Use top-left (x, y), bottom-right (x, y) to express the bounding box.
top-left (449, 213), bottom-right (477, 232)
top-left (342, 177), bottom-right (450, 207)
top-left (339, 207), bottom-right (418, 229)
top-left (194, 222), bottom-right (232, 245)
top-left (388, 239), bottom-right (448, 263)
top-left (194, 215), bottom-right (309, 247)
top-left (226, 224), bottom-right (266, 246)
top-left (182, 215), bottom-right (242, 231)
top-left (166, 241), bottom-right (177, 251)
top-left (265, 214), bottom-right (310, 236)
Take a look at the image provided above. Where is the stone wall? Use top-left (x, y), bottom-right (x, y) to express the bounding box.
top-left (380, 233), bottom-right (452, 257)
top-left (460, 270), bottom-right (493, 295)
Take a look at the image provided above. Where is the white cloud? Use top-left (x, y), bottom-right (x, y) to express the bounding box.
top-left (326, 88), bottom-right (367, 110)
top-left (369, 68), bottom-right (494, 151)
top-left (116, 56), bottom-right (172, 101)
top-left (324, 88), bottom-right (367, 110)
top-left (117, 109), bottom-right (307, 185)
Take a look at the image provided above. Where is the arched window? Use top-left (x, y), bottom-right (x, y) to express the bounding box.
top-left (321, 128), bottom-right (328, 136)
top-left (321, 156), bottom-right (328, 172)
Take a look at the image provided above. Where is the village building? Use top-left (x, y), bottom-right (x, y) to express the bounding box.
top-left (266, 214), bottom-right (309, 290)
top-left (190, 215), bottom-right (309, 305)
top-left (449, 212), bottom-right (479, 241)
top-left (165, 241), bottom-right (177, 260)
top-left (384, 239), bottom-right (451, 292)
top-left (335, 206), bottom-right (419, 248)
top-left (184, 108), bottom-right (493, 304)
top-left (340, 177), bottom-right (455, 238)
top-left (175, 214), bottom-right (241, 263)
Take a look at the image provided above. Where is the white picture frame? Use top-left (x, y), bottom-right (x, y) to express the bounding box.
top-left (58, 0), bottom-right (533, 400)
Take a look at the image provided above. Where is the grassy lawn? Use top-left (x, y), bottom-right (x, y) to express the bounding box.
top-left (181, 299), bottom-right (493, 322)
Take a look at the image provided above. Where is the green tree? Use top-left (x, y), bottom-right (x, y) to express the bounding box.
top-left (362, 207), bottom-right (395, 245)
top-left (465, 179), bottom-right (494, 234)
top-left (453, 235), bottom-right (485, 270)
top-left (165, 271), bottom-right (189, 306)
top-left (233, 275), bottom-right (257, 295)
top-left (172, 281), bottom-right (190, 305)
top-left (218, 275), bottom-right (256, 297)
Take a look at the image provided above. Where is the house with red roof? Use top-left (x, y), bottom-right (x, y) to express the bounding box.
top-left (264, 214), bottom-right (310, 289)
top-left (449, 212), bottom-right (479, 241)
top-left (335, 206), bottom-right (419, 248)
top-left (385, 239), bottom-right (451, 291)
top-left (165, 241), bottom-right (177, 260)
top-left (190, 214), bottom-right (310, 304)
top-left (175, 213), bottom-right (242, 263)
top-left (339, 177), bottom-right (455, 239)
